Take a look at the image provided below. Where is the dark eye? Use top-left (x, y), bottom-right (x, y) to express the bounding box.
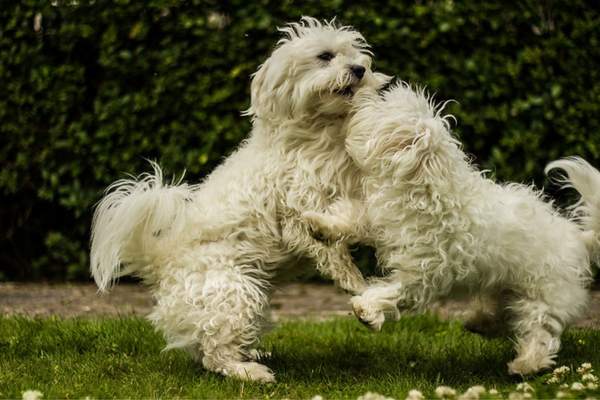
top-left (317, 51), bottom-right (335, 61)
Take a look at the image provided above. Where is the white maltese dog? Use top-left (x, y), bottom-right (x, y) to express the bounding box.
top-left (304, 83), bottom-right (597, 375)
top-left (90, 17), bottom-right (390, 383)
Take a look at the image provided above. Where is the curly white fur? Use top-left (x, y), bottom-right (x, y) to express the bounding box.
top-left (305, 83), bottom-right (597, 376)
top-left (90, 17), bottom-right (391, 383)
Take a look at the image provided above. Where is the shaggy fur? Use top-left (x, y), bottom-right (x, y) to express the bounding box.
top-left (90, 17), bottom-right (390, 383)
top-left (304, 83), bottom-right (597, 375)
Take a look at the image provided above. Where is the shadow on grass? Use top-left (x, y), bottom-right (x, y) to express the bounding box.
top-left (262, 315), bottom-right (520, 389)
top-left (2, 314), bottom-right (599, 398)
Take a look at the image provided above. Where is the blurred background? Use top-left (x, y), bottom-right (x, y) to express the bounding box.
top-left (1, 0), bottom-right (599, 282)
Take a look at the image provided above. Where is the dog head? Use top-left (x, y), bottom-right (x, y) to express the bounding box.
top-left (346, 83), bottom-right (459, 180)
top-left (244, 17), bottom-right (391, 122)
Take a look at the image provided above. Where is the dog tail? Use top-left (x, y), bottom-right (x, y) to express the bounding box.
top-left (90, 161), bottom-right (196, 292)
top-left (545, 156), bottom-right (600, 262)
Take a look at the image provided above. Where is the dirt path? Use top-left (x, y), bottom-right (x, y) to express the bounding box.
top-left (1, 282), bottom-right (600, 328)
top-left (0, 282), bottom-right (353, 321)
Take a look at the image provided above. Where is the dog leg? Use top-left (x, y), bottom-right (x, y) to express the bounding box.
top-left (281, 215), bottom-right (366, 294)
top-left (197, 266), bottom-right (274, 383)
top-left (303, 198), bottom-right (366, 241)
top-left (506, 297), bottom-right (566, 376)
top-left (319, 241), bottom-right (367, 294)
top-left (150, 261), bottom-right (274, 383)
top-left (507, 280), bottom-right (588, 376)
top-left (350, 281), bottom-right (405, 331)
top-left (303, 210), bottom-right (355, 240)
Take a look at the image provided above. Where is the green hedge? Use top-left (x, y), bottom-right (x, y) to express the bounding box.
top-left (1, 1), bottom-right (599, 280)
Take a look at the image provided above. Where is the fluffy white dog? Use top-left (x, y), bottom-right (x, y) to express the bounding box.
top-left (90, 17), bottom-right (390, 383)
top-left (304, 83), bottom-right (598, 375)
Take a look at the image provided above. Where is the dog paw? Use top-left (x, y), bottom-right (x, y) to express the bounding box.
top-left (351, 295), bottom-right (385, 331)
top-left (507, 356), bottom-right (554, 376)
top-left (224, 361), bottom-right (276, 383)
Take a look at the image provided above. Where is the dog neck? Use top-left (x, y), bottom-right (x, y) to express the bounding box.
top-left (252, 114), bottom-right (349, 150)
top-left (249, 115), bottom-right (362, 199)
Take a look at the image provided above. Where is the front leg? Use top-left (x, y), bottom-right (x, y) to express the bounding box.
top-left (303, 198), bottom-right (367, 242)
top-left (351, 268), bottom-right (424, 331)
top-left (318, 240), bottom-right (367, 294)
top-left (351, 280), bottom-right (404, 331)
top-left (280, 211), bottom-right (366, 294)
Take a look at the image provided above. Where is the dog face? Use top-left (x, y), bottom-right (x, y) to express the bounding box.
top-left (245, 17), bottom-right (390, 121)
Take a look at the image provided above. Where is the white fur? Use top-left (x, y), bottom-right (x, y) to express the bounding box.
top-left (305, 83), bottom-right (596, 376)
top-left (90, 17), bottom-right (391, 383)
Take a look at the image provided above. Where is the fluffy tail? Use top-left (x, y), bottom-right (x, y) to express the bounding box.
top-left (90, 162), bottom-right (197, 292)
top-left (545, 156), bottom-right (600, 262)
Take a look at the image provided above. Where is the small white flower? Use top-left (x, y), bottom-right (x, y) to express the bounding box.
top-left (435, 386), bottom-right (457, 399)
top-left (357, 392), bottom-right (395, 400)
top-left (508, 392), bottom-right (524, 400)
top-left (556, 391), bottom-right (568, 399)
top-left (458, 386), bottom-right (486, 400)
top-left (554, 366), bottom-right (571, 376)
top-left (571, 382), bottom-right (586, 391)
top-left (22, 391), bottom-right (43, 400)
top-left (587, 382), bottom-right (598, 390)
top-left (468, 386), bottom-right (486, 395)
top-left (488, 389), bottom-right (499, 395)
top-left (583, 373), bottom-right (599, 383)
top-left (516, 383), bottom-right (534, 393)
top-left (546, 376), bottom-right (560, 384)
top-left (311, 396), bottom-right (324, 400)
top-left (577, 363), bottom-right (593, 374)
top-left (560, 383), bottom-right (569, 389)
top-left (405, 389), bottom-right (424, 400)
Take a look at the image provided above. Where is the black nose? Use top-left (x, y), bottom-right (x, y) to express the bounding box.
top-left (350, 65), bottom-right (365, 80)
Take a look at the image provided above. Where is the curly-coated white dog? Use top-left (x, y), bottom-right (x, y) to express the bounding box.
top-left (304, 83), bottom-right (598, 375)
top-left (90, 17), bottom-right (390, 383)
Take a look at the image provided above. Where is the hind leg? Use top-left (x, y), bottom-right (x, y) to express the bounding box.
top-left (150, 259), bottom-right (274, 383)
top-left (506, 298), bottom-right (562, 375)
top-left (197, 266), bottom-right (274, 382)
top-left (506, 284), bottom-right (587, 376)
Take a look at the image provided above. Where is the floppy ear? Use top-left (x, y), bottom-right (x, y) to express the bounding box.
top-left (243, 55), bottom-right (294, 119)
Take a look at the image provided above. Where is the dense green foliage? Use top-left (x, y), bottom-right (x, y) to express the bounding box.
top-left (1, 1), bottom-right (599, 280)
top-left (1, 315), bottom-right (600, 398)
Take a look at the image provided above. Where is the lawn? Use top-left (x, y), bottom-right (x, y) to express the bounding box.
top-left (1, 315), bottom-right (599, 399)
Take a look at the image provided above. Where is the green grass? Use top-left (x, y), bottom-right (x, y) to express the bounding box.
top-left (1, 315), bottom-right (599, 399)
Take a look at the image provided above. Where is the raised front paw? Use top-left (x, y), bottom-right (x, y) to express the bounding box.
top-left (351, 295), bottom-right (386, 331)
